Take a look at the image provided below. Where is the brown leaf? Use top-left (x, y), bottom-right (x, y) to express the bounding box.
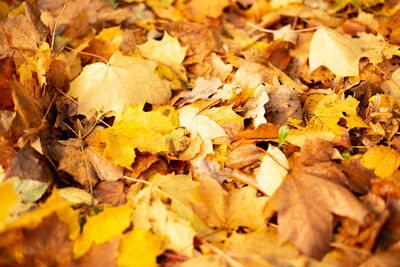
top-left (0, 57), bottom-right (15, 110)
top-left (94, 180), bottom-right (126, 206)
top-left (265, 85), bottom-right (303, 127)
top-left (71, 236), bottom-right (120, 267)
top-left (335, 193), bottom-right (389, 252)
top-left (5, 143), bottom-right (53, 184)
top-left (48, 139), bottom-right (123, 190)
top-left (23, 213), bottom-right (73, 267)
top-left (264, 139), bottom-right (369, 259)
top-left (11, 82), bottom-right (44, 133)
top-left (340, 156), bottom-right (375, 194)
top-left (163, 21), bottom-right (223, 65)
top-left (3, 3), bottom-right (48, 58)
top-left (226, 144), bottom-right (264, 169)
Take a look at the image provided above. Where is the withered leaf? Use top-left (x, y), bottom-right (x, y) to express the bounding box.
top-left (163, 21), bottom-right (223, 65)
top-left (22, 213), bottom-right (73, 267)
top-left (48, 139), bottom-right (123, 190)
top-left (264, 139), bottom-right (369, 259)
top-left (94, 180), bottom-right (126, 206)
top-left (5, 143), bottom-right (53, 184)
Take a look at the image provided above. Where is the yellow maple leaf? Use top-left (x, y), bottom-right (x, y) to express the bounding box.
top-left (286, 95), bottom-right (368, 147)
top-left (361, 145), bottom-right (400, 179)
top-left (88, 26), bottom-right (123, 60)
top-left (186, 0), bottom-right (230, 19)
top-left (138, 31), bottom-right (187, 67)
top-left (73, 204), bottom-right (133, 259)
top-left (91, 104), bottom-right (178, 169)
top-left (67, 51), bottom-right (171, 118)
top-left (118, 228), bottom-right (164, 267)
top-left (0, 182), bottom-right (18, 231)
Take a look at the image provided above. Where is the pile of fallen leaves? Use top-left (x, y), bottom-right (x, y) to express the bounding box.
top-left (1, 0), bottom-right (400, 266)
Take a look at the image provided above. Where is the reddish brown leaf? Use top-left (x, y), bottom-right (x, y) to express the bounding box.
top-left (94, 180), bottom-right (126, 206)
top-left (5, 143), bottom-right (53, 184)
top-left (23, 213), bottom-right (73, 267)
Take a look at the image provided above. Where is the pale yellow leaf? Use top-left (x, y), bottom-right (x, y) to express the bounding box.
top-left (309, 26), bottom-right (362, 77)
top-left (361, 145), bottom-right (400, 179)
top-left (68, 51), bottom-right (171, 118)
top-left (138, 31), bottom-right (187, 66)
top-left (226, 186), bottom-right (268, 230)
top-left (355, 32), bottom-right (400, 65)
top-left (179, 106), bottom-right (227, 157)
top-left (255, 145), bottom-right (288, 196)
top-left (270, 0), bottom-right (302, 9)
top-left (131, 186), bottom-right (196, 256)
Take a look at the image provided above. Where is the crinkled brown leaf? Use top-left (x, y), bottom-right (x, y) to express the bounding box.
top-left (264, 139), bottom-right (369, 259)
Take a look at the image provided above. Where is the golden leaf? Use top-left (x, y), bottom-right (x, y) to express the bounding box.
top-left (118, 228), bottom-right (163, 267)
top-left (73, 204), bottom-right (133, 259)
top-left (361, 145), bottom-right (400, 179)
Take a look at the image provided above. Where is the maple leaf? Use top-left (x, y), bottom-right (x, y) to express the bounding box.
top-left (131, 186), bottom-right (196, 256)
top-left (192, 175), bottom-right (268, 230)
top-left (264, 139), bottom-right (369, 259)
top-left (149, 173), bottom-right (219, 238)
top-left (118, 228), bottom-right (164, 267)
top-left (73, 203), bottom-right (133, 259)
top-left (186, 0), bottom-right (230, 19)
top-left (91, 104), bottom-right (178, 169)
top-left (86, 26), bottom-right (123, 61)
top-left (355, 32), bottom-right (400, 65)
top-left (67, 51), bottom-right (171, 118)
top-left (138, 31), bottom-right (187, 67)
top-left (286, 94), bottom-right (368, 146)
top-left (49, 138), bottom-right (123, 189)
top-left (361, 145), bottom-right (400, 179)
top-left (309, 26), bottom-right (362, 77)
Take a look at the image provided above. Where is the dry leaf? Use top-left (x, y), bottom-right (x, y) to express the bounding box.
top-left (138, 31), bottom-right (187, 67)
top-left (264, 139), bottom-right (369, 259)
top-left (92, 104), bottom-right (178, 169)
top-left (309, 26), bottom-right (362, 77)
top-left (68, 51), bottom-right (171, 118)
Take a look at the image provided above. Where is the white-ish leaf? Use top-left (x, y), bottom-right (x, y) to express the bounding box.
top-left (244, 84), bottom-right (270, 128)
top-left (179, 106), bottom-right (227, 157)
top-left (8, 176), bottom-right (48, 202)
top-left (58, 187), bottom-right (95, 205)
top-left (255, 145), bottom-right (288, 195)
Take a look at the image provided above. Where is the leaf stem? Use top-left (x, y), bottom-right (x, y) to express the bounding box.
top-left (64, 47), bottom-right (110, 65)
top-left (247, 22), bottom-right (318, 34)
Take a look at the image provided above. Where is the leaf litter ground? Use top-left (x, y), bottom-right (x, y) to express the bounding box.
top-left (1, 0), bottom-right (400, 266)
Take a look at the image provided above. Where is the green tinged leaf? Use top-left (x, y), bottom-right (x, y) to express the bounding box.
top-left (278, 125), bottom-right (289, 148)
